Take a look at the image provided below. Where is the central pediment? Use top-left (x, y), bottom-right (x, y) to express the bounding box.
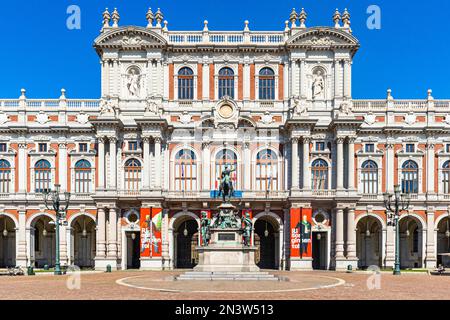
top-left (94, 27), bottom-right (168, 53)
top-left (286, 27), bottom-right (360, 52)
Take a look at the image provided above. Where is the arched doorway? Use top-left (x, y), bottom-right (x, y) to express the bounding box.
top-left (254, 218), bottom-right (278, 269)
top-left (0, 215), bottom-right (16, 268)
top-left (399, 216), bottom-right (423, 269)
top-left (71, 215), bottom-right (96, 268)
top-left (437, 216), bottom-right (450, 267)
top-left (31, 215), bottom-right (56, 268)
top-left (356, 216), bottom-right (383, 269)
top-left (174, 217), bottom-right (199, 269)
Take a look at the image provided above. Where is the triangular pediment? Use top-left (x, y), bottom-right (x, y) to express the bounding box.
top-left (287, 27), bottom-right (359, 50)
top-left (94, 27), bottom-right (167, 51)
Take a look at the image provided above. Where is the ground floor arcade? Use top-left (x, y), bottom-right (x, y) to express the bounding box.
top-left (0, 204), bottom-right (449, 271)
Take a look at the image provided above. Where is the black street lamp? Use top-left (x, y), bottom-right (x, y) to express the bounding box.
top-left (383, 185), bottom-right (410, 275)
top-left (43, 184), bottom-right (70, 275)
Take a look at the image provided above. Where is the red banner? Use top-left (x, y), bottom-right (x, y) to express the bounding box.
top-left (290, 208), bottom-right (312, 259)
top-left (140, 207), bottom-right (162, 258)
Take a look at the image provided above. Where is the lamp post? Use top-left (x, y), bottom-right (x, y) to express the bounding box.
top-left (383, 185), bottom-right (410, 275)
top-left (43, 184), bottom-right (70, 275)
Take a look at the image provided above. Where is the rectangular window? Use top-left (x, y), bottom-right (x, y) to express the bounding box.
top-left (79, 143), bottom-right (88, 152)
top-left (446, 144), bottom-right (450, 153)
top-left (129, 141), bottom-right (138, 151)
top-left (38, 143), bottom-right (47, 153)
top-left (405, 144), bottom-right (415, 153)
top-left (0, 143), bottom-right (7, 152)
top-left (365, 144), bottom-right (375, 153)
top-left (316, 142), bottom-right (325, 151)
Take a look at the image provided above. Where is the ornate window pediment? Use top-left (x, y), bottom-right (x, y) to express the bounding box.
top-left (94, 27), bottom-right (167, 51)
top-left (286, 27), bottom-right (359, 50)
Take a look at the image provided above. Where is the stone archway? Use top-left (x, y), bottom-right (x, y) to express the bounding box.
top-left (253, 213), bottom-right (282, 270)
top-left (30, 215), bottom-right (56, 268)
top-left (436, 216), bottom-right (450, 267)
top-left (0, 215), bottom-right (16, 268)
top-left (170, 213), bottom-right (200, 269)
top-left (356, 216), bottom-right (383, 269)
top-left (399, 215), bottom-right (424, 269)
top-left (71, 215), bottom-right (96, 268)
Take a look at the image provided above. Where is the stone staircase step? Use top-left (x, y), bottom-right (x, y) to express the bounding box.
top-left (175, 271), bottom-right (281, 281)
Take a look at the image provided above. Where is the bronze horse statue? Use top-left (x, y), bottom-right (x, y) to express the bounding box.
top-left (217, 166), bottom-right (235, 202)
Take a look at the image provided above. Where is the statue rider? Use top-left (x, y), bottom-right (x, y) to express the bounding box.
top-left (220, 165), bottom-right (235, 194)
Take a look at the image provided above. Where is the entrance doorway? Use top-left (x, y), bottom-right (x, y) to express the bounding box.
top-left (175, 219), bottom-right (199, 269)
top-left (72, 215), bottom-right (96, 268)
top-left (126, 232), bottom-right (141, 269)
top-left (32, 216), bottom-right (56, 268)
top-left (254, 219), bottom-right (276, 269)
top-left (0, 216), bottom-right (15, 268)
top-left (312, 232), bottom-right (327, 270)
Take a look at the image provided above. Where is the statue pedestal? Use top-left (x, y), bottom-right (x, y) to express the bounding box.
top-left (194, 228), bottom-right (259, 273)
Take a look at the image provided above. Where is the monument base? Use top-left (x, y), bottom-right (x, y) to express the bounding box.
top-left (194, 246), bottom-right (260, 272)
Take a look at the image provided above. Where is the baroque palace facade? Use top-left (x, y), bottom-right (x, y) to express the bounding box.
top-left (0, 7), bottom-right (450, 271)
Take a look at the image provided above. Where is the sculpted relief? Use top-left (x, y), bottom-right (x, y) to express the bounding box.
top-left (312, 69), bottom-right (325, 100)
top-left (126, 67), bottom-right (142, 98)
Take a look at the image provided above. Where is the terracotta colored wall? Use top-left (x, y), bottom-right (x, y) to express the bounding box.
top-left (197, 64), bottom-right (203, 100)
top-left (209, 64), bottom-right (215, 100)
top-left (278, 64), bottom-right (284, 100)
top-left (238, 64), bottom-right (243, 100)
top-left (250, 64), bottom-right (255, 100)
top-left (169, 64), bottom-right (174, 100)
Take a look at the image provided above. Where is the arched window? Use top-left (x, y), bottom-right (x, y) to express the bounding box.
top-left (215, 149), bottom-right (238, 189)
top-left (175, 149), bottom-right (197, 191)
top-left (35, 160), bottom-right (51, 193)
top-left (443, 161), bottom-right (450, 194)
top-left (178, 67), bottom-right (194, 100)
top-left (311, 159), bottom-right (328, 190)
top-left (124, 159), bottom-right (141, 191)
top-left (74, 160), bottom-right (91, 194)
top-left (218, 67), bottom-right (234, 99)
top-left (0, 160), bottom-right (11, 193)
top-left (256, 150), bottom-right (278, 191)
top-left (402, 160), bottom-right (419, 194)
top-left (361, 160), bottom-right (378, 194)
top-left (259, 67), bottom-right (275, 100)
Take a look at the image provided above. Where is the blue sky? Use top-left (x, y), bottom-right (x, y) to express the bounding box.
top-left (0, 0), bottom-right (449, 99)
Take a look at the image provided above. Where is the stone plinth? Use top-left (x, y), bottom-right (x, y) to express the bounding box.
top-left (194, 228), bottom-right (259, 272)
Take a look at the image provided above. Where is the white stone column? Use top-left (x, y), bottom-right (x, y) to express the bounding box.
top-left (385, 143), bottom-right (395, 193)
top-left (334, 59), bottom-right (342, 98)
top-left (96, 208), bottom-right (106, 259)
top-left (385, 223), bottom-right (395, 268)
top-left (98, 137), bottom-right (105, 190)
top-left (58, 143), bottom-right (67, 192)
top-left (107, 208), bottom-right (118, 261)
top-left (302, 137), bottom-right (311, 190)
top-left (16, 209), bottom-right (27, 267)
top-left (336, 137), bottom-right (345, 190)
top-left (348, 137), bottom-right (355, 190)
top-left (59, 223), bottom-right (68, 266)
top-left (425, 210), bottom-right (436, 268)
top-left (109, 137), bottom-right (117, 189)
top-left (203, 63), bottom-right (209, 101)
top-left (143, 137), bottom-right (150, 190)
top-left (300, 60), bottom-right (306, 98)
top-left (243, 62), bottom-right (250, 101)
top-left (343, 59), bottom-right (352, 98)
top-left (335, 208), bottom-right (345, 260)
top-left (18, 143), bottom-right (27, 194)
top-left (346, 208), bottom-right (357, 263)
top-left (291, 138), bottom-right (299, 190)
top-left (427, 143), bottom-right (435, 194)
top-left (154, 137), bottom-right (162, 190)
top-left (243, 142), bottom-right (251, 191)
top-left (202, 142), bottom-right (211, 191)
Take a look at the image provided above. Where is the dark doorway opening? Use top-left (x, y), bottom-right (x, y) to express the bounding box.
top-left (176, 219), bottom-right (199, 269)
top-left (127, 232), bottom-right (141, 269)
top-left (312, 232), bottom-right (327, 270)
top-left (254, 219), bottom-right (276, 269)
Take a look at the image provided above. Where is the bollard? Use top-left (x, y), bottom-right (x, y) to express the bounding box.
top-left (106, 264), bottom-right (112, 273)
top-left (27, 266), bottom-right (35, 276)
top-left (347, 265), bottom-right (353, 273)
